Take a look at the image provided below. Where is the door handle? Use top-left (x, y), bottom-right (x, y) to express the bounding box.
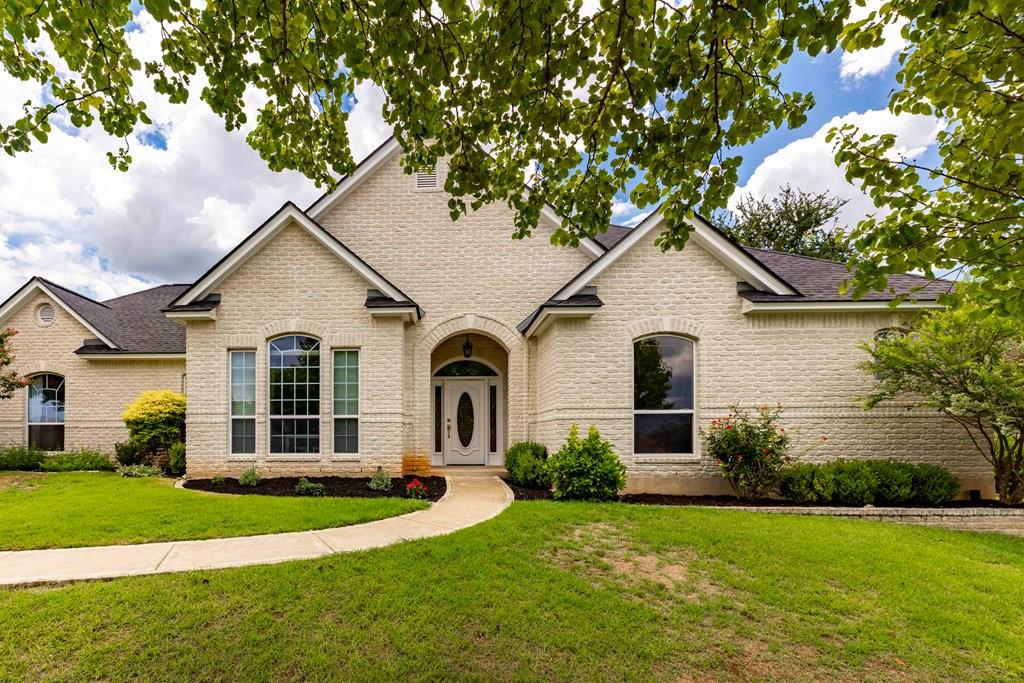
top-left (446, 418), bottom-right (451, 439)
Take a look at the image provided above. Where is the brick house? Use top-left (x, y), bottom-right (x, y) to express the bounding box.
top-left (0, 138), bottom-right (989, 494)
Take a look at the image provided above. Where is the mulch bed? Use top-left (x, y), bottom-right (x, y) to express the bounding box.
top-left (184, 475), bottom-right (447, 502)
top-left (500, 481), bottom-right (1019, 508)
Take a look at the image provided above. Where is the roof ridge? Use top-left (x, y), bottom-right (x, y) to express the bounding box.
top-left (742, 246), bottom-right (848, 267)
top-left (35, 277), bottom-right (111, 309)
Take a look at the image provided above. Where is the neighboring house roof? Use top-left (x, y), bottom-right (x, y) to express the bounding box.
top-left (0, 277), bottom-right (189, 355)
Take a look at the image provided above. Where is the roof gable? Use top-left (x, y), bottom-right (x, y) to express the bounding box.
top-left (0, 278), bottom-right (120, 348)
top-left (169, 202), bottom-right (417, 309)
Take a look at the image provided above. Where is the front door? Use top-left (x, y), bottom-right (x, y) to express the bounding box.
top-left (444, 379), bottom-right (487, 465)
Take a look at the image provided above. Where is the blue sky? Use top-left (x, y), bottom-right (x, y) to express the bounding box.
top-left (0, 4), bottom-right (940, 300)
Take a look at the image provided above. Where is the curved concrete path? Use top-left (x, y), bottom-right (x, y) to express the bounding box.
top-left (0, 475), bottom-right (512, 586)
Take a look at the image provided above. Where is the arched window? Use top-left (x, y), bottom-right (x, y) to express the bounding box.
top-left (28, 373), bottom-right (65, 451)
top-left (269, 335), bottom-right (320, 454)
top-left (633, 336), bottom-right (694, 455)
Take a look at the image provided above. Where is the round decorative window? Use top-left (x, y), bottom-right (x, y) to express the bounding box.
top-left (36, 304), bottom-right (55, 326)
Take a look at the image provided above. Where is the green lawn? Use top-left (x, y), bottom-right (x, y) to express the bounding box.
top-left (1, 501), bottom-right (1022, 681)
top-left (0, 472), bottom-right (426, 550)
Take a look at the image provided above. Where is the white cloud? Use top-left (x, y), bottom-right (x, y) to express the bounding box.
top-left (840, 0), bottom-right (907, 80)
top-left (730, 108), bottom-right (943, 228)
top-left (0, 10), bottom-right (392, 302)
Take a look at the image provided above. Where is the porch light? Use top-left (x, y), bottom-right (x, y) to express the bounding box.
top-left (462, 335), bottom-right (473, 358)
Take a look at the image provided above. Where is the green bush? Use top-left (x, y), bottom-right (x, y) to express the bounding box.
top-left (778, 463), bottom-right (835, 504)
top-left (867, 460), bottom-right (915, 505)
top-left (211, 475), bottom-right (226, 486)
top-left (0, 444), bottom-right (45, 471)
top-left (548, 425), bottom-right (626, 502)
top-left (368, 466), bottom-right (392, 491)
top-left (167, 441), bottom-right (186, 476)
top-left (295, 477), bottom-right (325, 496)
top-left (703, 405), bottom-right (791, 500)
top-left (121, 390), bottom-right (186, 453)
top-left (505, 441), bottom-right (550, 489)
top-left (119, 464), bottom-right (163, 478)
top-left (40, 449), bottom-right (115, 472)
top-left (239, 467), bottom-right (261, 487)
top-left (912, 463), bottom-right (960, 504)
top-left (114, 440), bottom-right (144, 467)
top-left (822, 460), bottom-right (877, 506)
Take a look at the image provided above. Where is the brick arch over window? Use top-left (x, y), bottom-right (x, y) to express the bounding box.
top-left (413, 315), bottom-right (527, 463)
top-left (626, 317), bottom-right (705, 342)
top-left (258, 319), bottom-right (333, 342)
top-left (18, 360), bottom-right (73, 379)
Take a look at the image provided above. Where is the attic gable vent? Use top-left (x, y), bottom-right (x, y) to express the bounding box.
top-left (415, 164), bottom-right (439, 192)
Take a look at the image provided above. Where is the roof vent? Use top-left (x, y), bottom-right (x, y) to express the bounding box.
top-left (415, 164), bottom-right (439, 192)
top-left (36, 303), bottom-right (55, 325)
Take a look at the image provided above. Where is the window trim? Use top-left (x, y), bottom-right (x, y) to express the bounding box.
top-left (631, 334), bottom-right (698, 459)
top-left (26, 373), bottom-right (66, 452)
top-left (228, 350), bottom-right (257, 457)
top-left (331, 348), bottom-right (361, 458)
top-left (267, 335), bottom-right (322, 456)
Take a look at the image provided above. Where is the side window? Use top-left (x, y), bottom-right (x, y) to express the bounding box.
top-left (633, 336), bottom-right (695, 455)
top-left (230, 351), bottom-right (256, 454)
top-left (333, 350), bottom-right (359, 454)
top-left (28, 374), bottom-right (65, 451)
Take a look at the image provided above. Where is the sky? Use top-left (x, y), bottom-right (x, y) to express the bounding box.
top-left (0, 2), bottom-right (937, 302)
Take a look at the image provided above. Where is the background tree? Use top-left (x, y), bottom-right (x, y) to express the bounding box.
top-left (861, 306), bottom-right (1024, 503)
top-left (714, 185), bottom-right (853, 261)
top-left (1, 1), bottom-right (1020, 308)
top-left (0, 328), bottom-right (27, 399)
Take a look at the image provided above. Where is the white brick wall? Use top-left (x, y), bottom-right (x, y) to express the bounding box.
top-left (0, 292), bottom-right (185, 455)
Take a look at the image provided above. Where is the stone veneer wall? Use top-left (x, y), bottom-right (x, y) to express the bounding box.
top-left (0, 291), bottom-right (185, 454)
top-left (735, 506), bottom-right (1024, 537)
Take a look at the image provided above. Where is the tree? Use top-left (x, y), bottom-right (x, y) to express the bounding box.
top-left (633, 338), bottom-right (673, 410)
top-left (715, 185), bottom-right (853, 261)
top-left (0, 328), bottom-right (26, 400)
top-left (861, 306), bottom-right (1024, 503)
top-left (1, 2), bottom-right (1020, 308)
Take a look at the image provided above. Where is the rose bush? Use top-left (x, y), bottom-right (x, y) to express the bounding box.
top-left (703, 405), bottom-right (792, 500)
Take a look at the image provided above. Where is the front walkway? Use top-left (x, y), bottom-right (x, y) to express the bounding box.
top-left (0, 476), bottom-right (512, 586)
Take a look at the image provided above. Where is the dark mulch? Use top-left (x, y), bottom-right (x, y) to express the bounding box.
top-left (184, 475), bottom-right (447, 502)
top-left (500, 478), bottom-right (554, 501)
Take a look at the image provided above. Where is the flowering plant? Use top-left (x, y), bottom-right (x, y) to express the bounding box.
top-left (702, 404), bottom-right (792, 500)
top-left (405, 478), bottom-right (428, 499)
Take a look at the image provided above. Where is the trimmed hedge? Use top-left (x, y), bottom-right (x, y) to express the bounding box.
top-left (40, 449), bottom-right (116, 472)
top-left (0, 445), bottom-right (45, 471)
top-left (778, 459), bottom-right (959, 506)
top-left (548, 425), bottom-right (626, 502)
top-left (505, 441), bottom-right (550, 489)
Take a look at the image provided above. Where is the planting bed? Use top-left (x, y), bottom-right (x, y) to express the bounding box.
top-left (185, 475), bottom-right (447, 502)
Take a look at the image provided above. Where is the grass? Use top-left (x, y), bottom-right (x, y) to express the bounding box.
top-left (0, 472), bottom-right (426, 550)
top-left (1, 501), bottom-right (1022, 681)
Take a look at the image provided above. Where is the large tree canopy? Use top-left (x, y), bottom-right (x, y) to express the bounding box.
top-left (1, 1), bottom-right (1020, 308)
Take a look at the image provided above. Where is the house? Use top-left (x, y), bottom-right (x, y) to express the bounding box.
top-left (0, 138), bottom-right (991, 495)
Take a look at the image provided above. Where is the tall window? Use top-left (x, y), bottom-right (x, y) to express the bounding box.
top-left (28, 373), bottom-right (65, 451)
top-left (230, 351), bottom-right (256, 454)
top-left (269, 335), bottom-right (320, 454)
top-left (633, 336), bottom-right (695, 455)
top-left (333, 350), bottom-right (359, 454)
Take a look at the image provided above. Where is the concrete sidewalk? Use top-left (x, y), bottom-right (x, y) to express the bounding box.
top-left (0, 475), bottom-right (512, 586)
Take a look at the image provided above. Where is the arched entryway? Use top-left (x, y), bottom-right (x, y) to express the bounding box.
top-left (430, 333), bottom-right (507, 466)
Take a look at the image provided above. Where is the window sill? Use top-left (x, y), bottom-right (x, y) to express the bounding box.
top-left (266, 454), bottom-right (323, 462)
top-left (633, 453), bottom-right (702, 464)
top-left (330, 454), bottom-right (361, 462)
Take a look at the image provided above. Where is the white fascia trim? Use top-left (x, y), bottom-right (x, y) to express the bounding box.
top-left (175, 205), bottom-right (405, 305)
top-left (741, 299), bottom-right (944, 314)
top-left (164, 309), bottom-right (217, 321)
top-left (537, 205), bottom-right (605, 259)
top-left (80, 353), bottom-right (186, 360)
top-left (553, 211), bottom-right (796, 300)
top-left (306, 138), bottom-right (402, 219)
top-left (0, 280), bottom-right (120, 349)
top-left (523, 306), bottom-right (598, 338)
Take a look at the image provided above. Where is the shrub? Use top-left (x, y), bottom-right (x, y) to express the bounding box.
top-left (121, 390), bottom-right (186, 454)
top-left (119, 464), bottom-right (162, 478)
top-left (405, 478), bottom-right (428, 499)
top-left (211, 475), bottom-right (226, 486)
top-left (40, 449), bottom-right (115, 472)
top-left (167, 441), bottom-right (186, 476)
top-left (867, 460), bottom-right (915, 505)
top-left (295, 477), bottom-right (325, 497)
top-left (369, 466), bottom-right (392, 491)
top-left (548, 424), bottom-right (626, 502)
top-left (778, 463), bottom-right (835, 504)
top-left (822, 460), bottom-right (877, 506)
top-left (0, 444), bottom-right (45, 471)
top-left (114, 440), bottom-right (145, 467)
top-left (505, 441), bottom-right (550, 489)
top-left (239, 467), bottom-right (261, 487)
top-left (912, 463), bottom-right (960, 504)
top-left (703, 405), bottom-right (791, 500)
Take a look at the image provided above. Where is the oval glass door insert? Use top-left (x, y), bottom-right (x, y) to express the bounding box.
top-left (457, 392), bottom-right (474, 447)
